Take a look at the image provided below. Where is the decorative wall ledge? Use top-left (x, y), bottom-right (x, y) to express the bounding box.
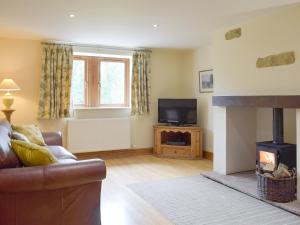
top-left (212, 95), bottom-right (300, 108)
top-left (225, 28), bottom-right (241, 40)
top-left (256, 52), bottom-right (295, 68)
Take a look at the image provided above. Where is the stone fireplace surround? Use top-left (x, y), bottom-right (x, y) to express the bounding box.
top-left (212, 95), bottom-right (300, 200)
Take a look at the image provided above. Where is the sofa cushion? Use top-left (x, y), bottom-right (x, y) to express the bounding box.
top-left (12, 124), bottom-right (46, 146)
top-left (10, 131), bottom-right (30, 143)
top-left (47, 146), bottom-right (77, 160)
top-left (0, 119), bottom-right (21, 169)
top-left (11, 140), bottom-right (58, 166)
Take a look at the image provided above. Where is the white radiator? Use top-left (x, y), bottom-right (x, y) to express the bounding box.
top-left (67, 118), bottom-right (131, 153)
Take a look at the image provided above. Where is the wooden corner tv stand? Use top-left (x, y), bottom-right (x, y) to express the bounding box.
top-left (153, 125), bottom-right (203, 159)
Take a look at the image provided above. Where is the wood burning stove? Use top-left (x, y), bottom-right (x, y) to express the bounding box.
top-left (256, 108), bottom-right (296, 172)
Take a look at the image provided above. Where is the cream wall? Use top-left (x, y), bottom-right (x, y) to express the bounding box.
top-left (0, 38), bottom-right (186, 150)
top-left (182, 5), bottom-right (300, 154)
top-left (212, 4), bottom-right (300, 144)
top-left (3, 4), bottom-right (299, 153)
top-left (74, 45), bottom-right (230, 152)
top-left (182, 45), bottom-right (214, 152)
top-left (72, 49), bottom-right (186, 149)
top-left (131, 49), bottom-right (186, 148)
top-left (0, 38), bottom-right (41, 125)
top-left (213, 5), bottom-right (300, 96)
top-left (211, 5), bottom-right (300, 174)
top-left (0, 38), bottom-right (76, 144)
top-left (256, 108), bottom-right (296, 144)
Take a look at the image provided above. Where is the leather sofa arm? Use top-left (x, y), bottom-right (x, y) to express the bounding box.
top-left (0, 159), bottom-right (106, 193)
top-left (42, 131), bottom-right (63, 146)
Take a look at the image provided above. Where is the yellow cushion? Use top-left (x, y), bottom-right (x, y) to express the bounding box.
top-left (11, 140), bottom-right (58, 166)
top-left (12, 124), bottom-right (46, 146)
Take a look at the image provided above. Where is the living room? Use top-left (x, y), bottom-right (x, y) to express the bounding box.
top-left (1, 1), bottom-right (300, 225)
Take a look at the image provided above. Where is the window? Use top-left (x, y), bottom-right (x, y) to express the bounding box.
top-left (72, 56), bottom-right (130, 107)
top-left (72, 59), bottom-right (87, 106)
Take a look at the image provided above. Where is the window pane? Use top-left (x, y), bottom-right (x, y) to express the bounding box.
top-left (100, 61), bottom-right (125, 105)
top-left (72, 60), bottom-right (85, 105)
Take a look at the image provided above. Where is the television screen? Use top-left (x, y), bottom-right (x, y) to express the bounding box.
top-left (158, 99), bottom-right (197, 125)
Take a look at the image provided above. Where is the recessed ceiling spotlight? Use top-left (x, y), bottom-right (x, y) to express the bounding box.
top-left (69, 14), bottom-right (76, 18)
top-left (152, 24), bottom-right (159, 28)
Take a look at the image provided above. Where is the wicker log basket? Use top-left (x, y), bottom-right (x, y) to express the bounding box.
top-left (256, 169), bottom-right (296, 203)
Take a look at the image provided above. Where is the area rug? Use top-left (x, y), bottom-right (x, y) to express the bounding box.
top-left (128, 176), bottom-right (300, 225)
top-left (201, 171), bottom-right (300, 216)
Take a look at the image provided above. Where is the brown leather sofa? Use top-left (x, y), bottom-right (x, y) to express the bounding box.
top-left (0, 120), bottom-right (106, 225)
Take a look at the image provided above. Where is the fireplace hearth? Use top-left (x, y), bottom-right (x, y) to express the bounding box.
top-left (256, 108), bottom-right (296, 172)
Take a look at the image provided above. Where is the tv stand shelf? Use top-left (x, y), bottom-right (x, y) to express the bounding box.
top-left (153, 125), bottom-right (203, 159)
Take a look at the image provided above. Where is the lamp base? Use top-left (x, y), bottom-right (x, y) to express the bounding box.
top-left (2, 92), bottom-right (14, 109)
top-left (1, 109), bottom-right (15, 123)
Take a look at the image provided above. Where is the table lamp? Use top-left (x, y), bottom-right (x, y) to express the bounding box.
top-left (0, 78), bottom-right (21, 109)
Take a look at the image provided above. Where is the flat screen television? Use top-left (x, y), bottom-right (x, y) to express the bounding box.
top-left (158, 99), bottom-right (197, 125)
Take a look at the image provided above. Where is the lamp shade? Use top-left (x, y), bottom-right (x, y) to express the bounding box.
top-left (0, 79), bottom-right (20, 91)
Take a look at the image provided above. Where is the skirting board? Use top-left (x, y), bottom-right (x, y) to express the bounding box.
top-left (203, 151), bottom-right (213, 160)
top-left (75, 148), bottom-right (213, 160)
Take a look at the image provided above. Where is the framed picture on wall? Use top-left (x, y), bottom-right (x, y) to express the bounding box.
top-left (199, 69), bottom-right (214, 93)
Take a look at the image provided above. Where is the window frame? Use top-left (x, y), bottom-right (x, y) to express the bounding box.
top-left (72, 56), bottom-right (88, 107)
top-left (72, 55), bottom-right (130, 108)
top-left (98, 57), bottom-right (130, 108)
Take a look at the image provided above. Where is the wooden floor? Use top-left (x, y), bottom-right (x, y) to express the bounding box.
top-left (101, 155), bottom-right (212, 225)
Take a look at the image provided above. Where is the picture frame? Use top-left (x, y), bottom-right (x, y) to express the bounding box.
top-left (199, 69), bottom-right (214, 93)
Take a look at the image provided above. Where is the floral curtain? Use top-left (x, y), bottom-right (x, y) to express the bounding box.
top-left (131, 51), bottom-right (151, 115)
top-left (38, 43), bottom-right (73, 119)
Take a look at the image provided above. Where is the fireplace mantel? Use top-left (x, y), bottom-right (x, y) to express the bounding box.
top-left (212, 95), bottom-right (300, 108)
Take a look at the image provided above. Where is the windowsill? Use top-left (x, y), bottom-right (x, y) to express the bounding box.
top-left (74, 106), bottom-right (131, 110)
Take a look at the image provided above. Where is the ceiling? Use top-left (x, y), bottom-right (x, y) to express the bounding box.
top-left (0, 0), bottom-right (300, 49)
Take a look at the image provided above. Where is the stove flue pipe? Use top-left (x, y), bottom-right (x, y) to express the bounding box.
top-left (273, 108), bottom-right (284, 144)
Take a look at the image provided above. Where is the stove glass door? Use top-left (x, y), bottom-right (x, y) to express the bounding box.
top-left (259, 150), bottom-right (276, 172)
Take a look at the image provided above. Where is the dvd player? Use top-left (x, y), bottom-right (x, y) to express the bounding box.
top-left (166, 141), bottom-right (186, 146)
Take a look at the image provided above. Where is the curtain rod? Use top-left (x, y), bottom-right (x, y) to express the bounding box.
top-left (41, 41), bottom-right (152, 53)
